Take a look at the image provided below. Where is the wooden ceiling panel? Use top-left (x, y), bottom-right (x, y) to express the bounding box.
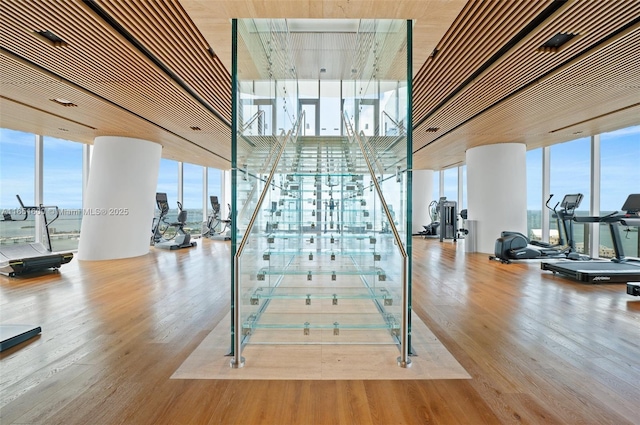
top-left (413, 24), bottom-right (640, 170)
top-left (0, 52), bottom-right (230, 169)
top-left (1, 0), bottom-right (638, 173)
top-left (412, 0), bottom-right (640, 170)
top-left (181, 0), bottom-right (467, 75)
top-left (0, 0), bottom-right (231, 168)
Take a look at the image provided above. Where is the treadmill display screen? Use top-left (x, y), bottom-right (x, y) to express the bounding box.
top-left (621, 194), bottom-right (640, 214)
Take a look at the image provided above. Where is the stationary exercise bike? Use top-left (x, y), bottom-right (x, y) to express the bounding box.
top-left (490, 194), bottom-right (588, 263)
top-left (151, 192), bottom-right (197, 250)
top-left (204, 196), bottom-right (231, 241)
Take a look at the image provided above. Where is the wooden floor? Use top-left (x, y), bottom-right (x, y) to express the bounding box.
top-left (1, 238), bottom-right (639, 424)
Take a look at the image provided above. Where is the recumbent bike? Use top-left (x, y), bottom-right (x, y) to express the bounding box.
top-left (490, 193), bottom-right (589, 264)
top-left (151, 192), bottom-right (197, 250)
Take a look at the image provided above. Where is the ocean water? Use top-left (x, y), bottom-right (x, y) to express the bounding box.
top-left (527, 210), bottom-right (639, 258)
top-left (0, 208), bottom-right (208, 252)
top-left (2, 209), bottom-right (638, 257)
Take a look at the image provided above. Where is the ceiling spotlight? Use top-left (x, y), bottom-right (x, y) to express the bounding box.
top-left (50, 98), bottom-right (77, 107)
top-left (320, 68), bottom-right (326, 73)
top-left (34, 29), bottom-right (68, 47)
top-left (190, 126), bottom-right (202, 131)
top-left (425, 127), bottom-right (439, 132)
top-left (539, 32), bottom-right (577, 53)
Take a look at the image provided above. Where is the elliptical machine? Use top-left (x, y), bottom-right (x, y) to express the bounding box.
top-left (490, 194), bottom-right (588, 263)
top-left (204, 196), bottom-right (231, 241)
top-left (151, 192), bottom-right (197, 250)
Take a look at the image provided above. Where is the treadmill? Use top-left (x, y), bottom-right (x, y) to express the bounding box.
top-left (541, 194), bottom-right (640, 286)
top-left (0, 195), bottom-right (74, 277)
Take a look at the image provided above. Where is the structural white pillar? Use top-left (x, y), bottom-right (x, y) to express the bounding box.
top-left (202, 166), bottom-right (209, 223)
top-left (222, 169), bottom-right (231, 212)
top-left (458, 166), bottom-right (464, 232)
top-left (542, 147), bottom-right (551, 242)
top-left (34, 134), bottom-right (44, 244)
top-left (590, 134), bottom-right (601, 258)
top-left (412, 170), bottom-right (434, 234)
top-left (78, 136), bottom-right (161, 260)
top-left (82, 144), bottom-right (91, 198)
top-left (177, 161), bottom-right (184, 206)
top-left (467, 143), bottom-right (527, 254)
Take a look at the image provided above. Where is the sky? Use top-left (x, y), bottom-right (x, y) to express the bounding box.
top-left (1, 125), bottom-right (639, 211)
top-left (436, 125), bottom-right (640, 211)
top-left (0, 128), bottom-right (221, 210)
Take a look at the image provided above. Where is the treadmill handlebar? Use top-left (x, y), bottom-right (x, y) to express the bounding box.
top-left (620, 217), bottom-right (640, 227)
top-left (14, 195), bottom-right (61, 224)
top-left (573, 211), bottom-right (619, 223)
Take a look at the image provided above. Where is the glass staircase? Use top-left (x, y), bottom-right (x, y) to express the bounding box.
top-left (230, 18), bottom-right (412, 367)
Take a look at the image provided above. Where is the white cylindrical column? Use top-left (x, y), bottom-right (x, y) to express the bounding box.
top-left (412, 170), bottom-right (434, 234)
top-left (467, 143), bottom-right (527, 254)
top-left (78, 136), bottom-right (162, 260)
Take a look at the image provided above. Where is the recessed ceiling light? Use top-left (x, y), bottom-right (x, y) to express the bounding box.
top-left (50, 98), bottom-right (77, 107)
top-left (426, 127), bottom-right (439, 132)
top-left (539, 32), bottom-right (577, 53)
top-left (34, 30), bottom-right (68, 47)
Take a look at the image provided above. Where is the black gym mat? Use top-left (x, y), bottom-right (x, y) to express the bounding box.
top-left (0, 324), bottom-right (42, 351)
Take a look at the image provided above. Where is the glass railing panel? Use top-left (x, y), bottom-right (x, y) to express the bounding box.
top-left (232, 18), bottom-right (411, 364)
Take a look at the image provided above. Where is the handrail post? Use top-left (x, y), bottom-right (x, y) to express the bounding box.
top-left (231, 112), bottom-right (303, 369)
top-left (344, 113), bottom-right (411, 368)
top-left (398, 258), bottom-right (410, 367)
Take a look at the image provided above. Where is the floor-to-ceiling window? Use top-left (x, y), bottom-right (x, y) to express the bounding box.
top-left (526, 148), bottom-right (543, 240)
top-left (460, 165), bottom-right (467, 210)
top-left (600, 125), bottom-right (640, 258)
top-left (550, 136), bottom-right (590, 252)
top-left (442, 167), bottom-right (457, 203)
top-left (156, 158), bottom-right (179, 223)
top-left (320, 81), bottom-right (341, 136)
top-left (43, 136), bottom-right (83, 251)
top-left (182, 163), bottom-right (204, 235)
top-left (0, 129), bottom-right (35, 246)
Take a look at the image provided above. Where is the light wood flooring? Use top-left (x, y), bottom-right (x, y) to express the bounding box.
top-left (1, 238), bottom-right (639, 424)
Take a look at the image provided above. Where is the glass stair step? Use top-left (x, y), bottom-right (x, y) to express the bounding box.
top-left (256, 267), bottom-right (387, 281)
top-left (249, 286), bottom-right (394, 305)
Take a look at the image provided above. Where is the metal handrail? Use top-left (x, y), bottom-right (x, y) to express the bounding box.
top-left (231, 111), bottom-right (304, 368)
top-left (343, 113), bottom-right (411, 368)
top-left (381, 110), bottom-right (405, 136)
top-left (240, 109), bottom-right (265, 133)
top-left (236, 129), bottom-right (286, 226)
top-left (343, 115), bottom-right (386, 181)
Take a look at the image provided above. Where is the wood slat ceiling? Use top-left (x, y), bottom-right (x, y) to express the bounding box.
top-left (0, 0), bottom-right (231, 169)
top-left (1, 0), bottom-right (639, 172)
top-left (412, 0), bottom-right (640, 169)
